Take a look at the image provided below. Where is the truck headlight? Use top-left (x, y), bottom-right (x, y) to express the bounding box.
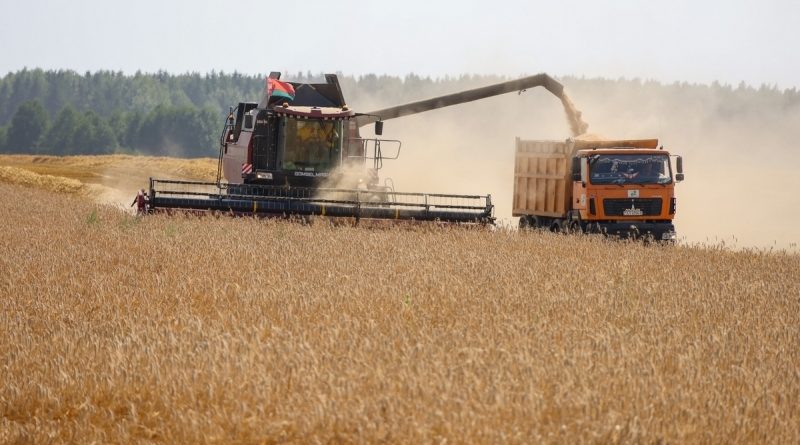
top-left (661, 231), bottom-right (677, 241)
top-left (256, 172), bottom-right (273, 180)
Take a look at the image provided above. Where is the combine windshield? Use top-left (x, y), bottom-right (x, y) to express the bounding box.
top-left (589, 154), bottom-right (672, 185)
top-left (281, 117), bottom-right (342, 171)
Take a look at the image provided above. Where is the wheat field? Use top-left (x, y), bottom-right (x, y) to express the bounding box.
top-left (0, 155), bottom-right (217, 207)
top-left (1, 174), bottom-right (799, 442)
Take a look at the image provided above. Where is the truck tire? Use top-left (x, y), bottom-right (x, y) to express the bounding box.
top-left (520, 215), bottom-right (543, 231)
top-left (566, 220), bottom-right (581, 234)
top-left (519, 216), bottom-right (531, 230)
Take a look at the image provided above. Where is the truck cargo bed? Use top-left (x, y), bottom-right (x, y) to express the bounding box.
top-left (513, 138), bottom-right (572, 218)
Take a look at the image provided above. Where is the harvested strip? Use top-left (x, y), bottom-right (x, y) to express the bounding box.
top-left (0, 165), bottom-right (85, 194)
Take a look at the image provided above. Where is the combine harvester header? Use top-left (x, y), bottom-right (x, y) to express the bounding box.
top-left (149, 179), bottom-right (493, 222)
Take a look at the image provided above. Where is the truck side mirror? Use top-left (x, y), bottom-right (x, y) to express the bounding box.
top-left (571, 157), bottom-right (581, 181)
top-left (375, 120), bottom-right (384, 136)
top-left (675, 156), bottom-right (684, 181)
top-left (244, 114), bottom-right (253, 129)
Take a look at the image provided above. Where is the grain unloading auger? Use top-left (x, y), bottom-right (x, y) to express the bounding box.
top-left (148, 72), bottom-right (579, 223)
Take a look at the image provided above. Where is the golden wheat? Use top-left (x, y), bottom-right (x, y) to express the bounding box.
top-left (0, 166), bottom-right (85, 195)
top-left (0, 154), bottom-right (217, 181)
top-left (0, 183), bottom-right (798, 444)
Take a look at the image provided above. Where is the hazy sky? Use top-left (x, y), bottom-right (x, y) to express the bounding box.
top-left (1, 0), bottom-right (798, 88)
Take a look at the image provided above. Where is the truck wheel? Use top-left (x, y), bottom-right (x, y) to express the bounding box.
top-left (519, 216), bottom-right (531, 230)
top-left (566, 220), bottom-right (581, 234)
top-left (550, 220), bottom-right (562, 232)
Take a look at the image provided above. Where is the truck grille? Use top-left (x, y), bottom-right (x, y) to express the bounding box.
top-left (603, 198), bottom-right (663, 217)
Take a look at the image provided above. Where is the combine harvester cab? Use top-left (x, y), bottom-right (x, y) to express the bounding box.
top-left (148, 72), bottom-right (495, 224)
top-left (514, 138), bottom-right (684, 241)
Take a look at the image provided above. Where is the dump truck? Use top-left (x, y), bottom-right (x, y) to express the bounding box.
top-left (148, 71), bottom-right (584, 224)
top-left (514, 138), bottom-right (684, 240)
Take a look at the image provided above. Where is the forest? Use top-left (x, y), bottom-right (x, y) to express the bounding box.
top-left (0, 68), bottom-right (798, 158)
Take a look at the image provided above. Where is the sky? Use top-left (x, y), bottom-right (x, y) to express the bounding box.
top-left (0, 0), bottom-right (798, 88)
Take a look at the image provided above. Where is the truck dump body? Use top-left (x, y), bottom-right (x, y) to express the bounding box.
top-left (513, 139), bottom-right (571, 218)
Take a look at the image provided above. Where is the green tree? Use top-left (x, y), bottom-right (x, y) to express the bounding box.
top-left (44, 105), bottom-right (80, 154)
top-left (7, 100), bottom-right (49, 153)
top-left (124, 111), bottom-right (146, 151)
top-left (68, 110), bottom-right (116, 155)
top-left (107, 110), bottom-right (129, 148)
top-left (84, 111), bottom-right (117, 154)
top-left (0, 126), bottom-right (7, 153)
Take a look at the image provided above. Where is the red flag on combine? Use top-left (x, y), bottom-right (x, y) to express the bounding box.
top-left (267, 78), bottom-right (295, 101)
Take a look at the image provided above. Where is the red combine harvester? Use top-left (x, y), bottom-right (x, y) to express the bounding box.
top-left (147, 72), bottom-right (572, 223)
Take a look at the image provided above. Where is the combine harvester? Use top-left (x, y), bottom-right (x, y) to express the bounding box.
top-left (147, 72), bottom-right (582, 224)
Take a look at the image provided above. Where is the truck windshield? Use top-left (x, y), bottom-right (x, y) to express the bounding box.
top-left (281, 117), bottom-right (342, 171)
top-left (589, 154), bottom-right (672, 185)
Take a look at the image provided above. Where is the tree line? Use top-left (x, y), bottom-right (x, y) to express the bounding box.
top-left (0, 100), bottom-right (219, 157)
top-left (0, 68), bottom-right (797, 157)
top-left (0, 69), bottom-right (265, 157)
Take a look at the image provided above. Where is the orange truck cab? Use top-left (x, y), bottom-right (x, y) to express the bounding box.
top-left (514, 138), bottom-right (684, 241)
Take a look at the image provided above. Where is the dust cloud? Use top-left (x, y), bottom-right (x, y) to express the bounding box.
top-left (92, 157), bottom-right (218, 211)
top-left (348, 77), bottom-right (800, 250)
top-left (314, 164), bottom-right (371, 202)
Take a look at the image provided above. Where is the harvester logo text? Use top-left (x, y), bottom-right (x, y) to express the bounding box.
top-left (294, 171), bottom-right (330, 177)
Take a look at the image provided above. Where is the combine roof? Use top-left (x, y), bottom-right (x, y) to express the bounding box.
top-left (273, 105), bottom-right (355, 120)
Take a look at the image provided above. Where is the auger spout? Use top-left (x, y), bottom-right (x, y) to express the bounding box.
top-left (356, 73), bottom-right (588, 136)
